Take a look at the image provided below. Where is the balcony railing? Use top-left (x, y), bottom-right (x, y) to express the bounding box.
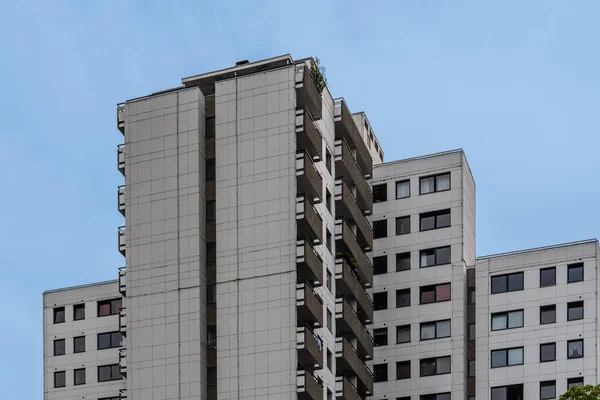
top-left (296, 283), bottom-right (323, 328)
top-left (297, 196), bottom-right (324, 245)
top-left (295, 63), bottom-right (322, 120)
top-left (119, 307), bottom-right (127, 336)
top-left (335, 219), bottom-right (372, 288)
top-left (335, 298), bottom-right (373, 360)
top-left (296, 107), bottom-right (323, 161)
top-left (335, 376), bottom-right (362, 400)
top-left (335, 337), bottom-right (373, 396)
top-left (297, 326), bottom-right (323, 372)
top-left (117, 144), bottom-right (125, 175)
top-left (118, 226), bottom-right (126, 256)
top-left (296, 151), bottom-right (323, 203)
top-left (335, 179), bottom-right (371, 250)
top-left (297, 369), bottom-right (324, 400)
top-left (334, 139), bottom-right (371, 214)
top-left (119, 348), bottom-right (127, 377)
top-left (333, 99), bottom-right (372, 177)
top-left (297, 240), bottom-right (324, 287)
top-left (117, 185), bottom-right (125, 216)
top-left (118, 267), bottom-right (126, 297)
top-left (335, 259), bottom-right (372, 324)
top-left (117, 105), bottom-right (125, 134)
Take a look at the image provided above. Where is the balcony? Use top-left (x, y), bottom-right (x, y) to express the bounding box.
top-left (335, 376), bottom-right (362, 400)
top-left (335, 219), bottom-right (372, 288)
top-left (119, 348), bottom-right (127, 377)
top-left (207, 342), bottom-right (217, 368)
top-left (207, 303), bottom-right (216, 326)
top-left (335, 337), bottom-right (373, 396)
top-left (297, 326), bottom-right (323, 372)
top-left (296, 107), bottom-right (323, 161)
top-left (118, 185), bottom-right (126, 216)
top-left (297, 283), bottom-right (323, 328)
top-left (118, 226), bottom-right (126, 256)
top-left (334, 139), bottom-right (371, 214)
top-left (335, 298), bottom-right (373, 360)
top-left (335, 179), bottom-right (371, 250)
top-left (297, 369), bottom-right (324, 400)
top-left (335, 259), bottom-right (372, 324)
top-left (117, 105), bottom-right (125, 134)
top-left (119, 307), bottom-right (126, 336)
top-left (295, 63), bottom-right (322, 120)
top-left (119, 389), bottom-right (127, 399)
top-left (117, 144), bottom-right (125, 175)
top-left (297, 196), bottom-right (323, 245)
top-left (296, 151), bottom-right (323, 203)
top-left (118, 267), bottom-right (126, 297)
top-left (333, 99), bottom-right (372, 177)
top-left (297, 240), bottom-right (324, 287)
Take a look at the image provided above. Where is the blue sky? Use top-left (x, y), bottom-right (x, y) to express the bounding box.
top-left (1, 1), bottom-right (599, 397)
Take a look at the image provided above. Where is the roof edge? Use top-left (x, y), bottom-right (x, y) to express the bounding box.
top-left (477, 239), bottom-right (599, 260)
top-left (44, 279), bottom-right (119, 294)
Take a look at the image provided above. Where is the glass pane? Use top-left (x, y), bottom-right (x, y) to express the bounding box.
top-left (507, 385), bottom-right (523, 400)
top-left (436, 357), bottom-right (451, 374)
top-left (373, 184), bottom-right (387, 203)
top-left (540, 382), bottom-right (556, 399)
top-left (207, 201), bottom-right (216, 221)
top-left (98, 333), bottom-right (111, 349)
top-left (540, 268), bottom-right (556, 286)
top-left (508, 310), bottom-right (523, 328)
top-left (436, 284), bottom-right (451, 301)
top-left (421, 324), bottom-right (436, 340)
top-left (508, 348), bottom-right (523, 365)
top-left (98, 366), bottom-right (111, 382)
top-left (491, 387), bottom-right (506, 400)
top-left (436, 174), bottom-right (450, 191)
top-left (568, 378), bottom-right (584, 389)
top-left (74, 337), bottom-right (85, 353)
top-left (420, 360), bottom-right (435, 376)
top-left (568, 303), bottom-right (583, 320)
top-left (540, 306), bottom-right (556, 324)
top-left (54, 308), bottom-right (65, 323)
top-left (491, 276), bottom-right (507, 294)
top-left (421, 251), bottom-right (435, 267)
top-left (540, 344), bottom-right (555, 362)
top-left (75, 369), bottom-right (85, 385)
top-left (568, 341), bottom-right (583, 358)
top-left (508, 273), bottom-right (523, 291)
top-left (568, 265), bottom-right (584, 283)
top-left (436, 320), bottom-right (451, 338)
top-left (396, 362), bottom-right (410, 379)
top-left (436, 212), bottom-right (451, 228)
top-left (421, 288), bottom-right (435, 304)
top-left (396, 181), bottom-right (410, 198)
top-left (420, 215), bottom-right (435, 231)
top-left (373, 256), bottom-right (388, 275)
top-left (397, 326), bottom-right (411, 343)
top-left (468, 360), bottom-right (476, 377)
top-left (437, 394), bottom-right (451, 400)
top-left (74, 305), bottom-right (85, 320)
top-left (111, 332), bottom-right (123, 347)
top-left (55, 372), bottom-right (66, 388)
top-left (111, 298), bottom-right (122, 315)
top-left (436, 247), bottom-right (451, 265)
top-left (396, 217), bottom-right (410, 235)
top-left (207, 284), bottom-right (216, 304)
top-left (491, 314), bottom-right (507, 331)
top-left (420, 177), bottom-right (435, 194)
top-left (491, 350), bottom-right (507, 368)
top-left (54, 340), bottom-right (65, 356)
top-left (397, 290), bottom-right (410, 307)
top-left (396, 253), bottom-right (410, 271)
top-left (468, 323), bottom-right (476, 340)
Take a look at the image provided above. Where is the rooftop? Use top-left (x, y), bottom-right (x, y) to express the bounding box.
top-left (43, 279), bottom-right (118, 294)
top-left (477, 239), bottom-right (599, 260)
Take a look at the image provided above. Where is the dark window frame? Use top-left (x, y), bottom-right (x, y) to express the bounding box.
top-left (567, 301), bottom-right (584, 321)
top-left (419, 172), bottom-right (451, 195)
top-left (567, 377), bottom-right (584, 389)
top-left (419, 283), bottom-right (451, 304)
top-left (491, 309), bottom-right (524, 331)
top-left (540, 342), bottom-right (556, 362)
top-left (396, 252), bottom-right (410, 271)
top-left (490, 347), bottom-right (524, 368)
top-left (74, 368), bottom-right (86, 386)
top-left (420, 246), bottom-right (451, 268)
top-left (396, 324), bottom-right (411, 344)
top-left (97, 332), bottom-right (123, 350)
top-left (54, 339), bottom-right (65, 356)
top-left (491, 272), bottom-right (524, 294)
top-left (373, 255), bottom-right (388, 275)
top-left (540, 305), bottom-right (556, 325)
top-left (97, 364), bottom-right (122, 382)
top-left (421, 394), bottom-right (451, 400)
top-left (395, 216), bottom-right (411, 235)
top-left (206, 159), bottom-right (216, 180)
top-left (539, 267), bottom-right (556, 287)
top-left (372, 184), bottom-right (387, 203)
top-left (373, 292), bottom-right (388, 311)
top-left (205, 117), bottom-right (215, 138)
top-left (396, 360), bottom-right (411, 380)
top-left (97, 298), bottom-right (122, 317)
top-left (567, 339), bottom-right (584, 359)
top-left (373, 219), bottom-right (388, 239)
top-left (73, 304), bottom-right (85, 321)
top-left (568, 263), bottom-right (584, 283)
top-left (491, 384), bottom-right (523, 400)
top-left (420, 355), bottom-right (451, 376)
top-left (206, 200), bottom-right (216, 221)
top-left (395, 180), bottom-right (410, 199)
top-left (420, 319), bottom-right (451, 341)
top-left (73, 336), bottom-right (86, 353)
top-left (54, 371), bottom-right (66, 388)
top-left (420, 209), bottom-right (451, 231)
top-left (396, 288), bottom-right (411, 308)
top-left (207, 284), bottom-right (216, 304)
top-left (373, 363), bottom-right (388, 382)
top-left (373, 327), bottom-right (388, 347)
top-left (53, 307), bottom-right (65, 324)
top-left (540, 380), bottom-right (556, 400)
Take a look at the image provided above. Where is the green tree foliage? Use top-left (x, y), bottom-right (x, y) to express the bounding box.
top-left (560, 384), bottom-right (600, 400)
top-left (310, 57), bottom-right (327, 93)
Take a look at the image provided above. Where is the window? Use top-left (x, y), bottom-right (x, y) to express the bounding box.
top-left (540, 343), bottom-right (556, 362)
top-left (491, 384), bottom-right (523, 400)
top-left (568, 339), bottom-right (584, 359)
top-left (395, 180), bottom-right (410, 199)
top-left (206, 159), bottom-right (215, 180)
top-left (420, 320), bottom-right (451, 340)
top-left (540, 267), bottom-right (556, 287)
top-left (396, 252), bottom-right (410, 271)
top-left (326, 229), bottom-right (332, 253)
top-left (540, 381), bottom-right (556, 400)
top-left (468, 323), bottom-right (476, 340)
top-left (98, 364), bottom-right (122, 382)
top-left (373, 363), bottom-right (388, 382)
top-left (420, 209), bottom-right (451, 231)
top-left (540, 305), bottom-right (556, 324)
top-left (420, 283), bottom-right (451, 304)
top-left (326, 269), bottom-right (332, 292)
top-left (206, 200), bottom-right (216, 221)
top-left (326, 348), bottom-right (333, 370)
top-left (325, 148), bottom-right (332, 174)
top-left (420, 173), bottom-right (450, 194)
top-left (420, 356), bottom-right (451, 376)
top-left (373, 256), bottom-right (387, 275)
top-left (327, 389), bottom-right (333, 400)
top-left (54, 339), bottom-right (65, 356)
top-left (74, 368), bottom-right (86, 385)
top-left (99, 398), bottom-right (121, 400)
top-left (567, 377), bottom-right (584, 389)
top-left (208, 326), bottom-right (216, 348)
top-left (395, 216), bottom-right (410, 235)
top-left (98, 332), bottom-right (123, 350)
top-left (207, 284), bottom-right (216, 304)
top-left (54, 371), bottom-right (66, 388)
top-left (421, 394), bottom-right (451, 400)
top-left (420, 246), bottom-right (451, 267)
top-left (491, 272), bottom-right (523, 294)
top-left (373, 184), bottom-right (387, 203)
top-left (327, 309), bottom-right (332, 332)
top-left (468, 360), bottom-right (475, 377)
top-left (73, 304), bottom-right (85, 321)
top-left (398, 397), bottom-right (411, 400)
top-left (491, 347), bottom-right (523, 368)
top-left (53, 307), bottom-right (65, 324)
top-left (326, 189), bottom-right (332, 213)
top-left (568, 263), bottom-right (584, 283)
top-left (205, 117), bottom-right (215, 138)
top-left (207, 242), bottom-right (216, 263)
top-left (396, 360), bottom-right (411, 380)
top-left (207, 366), bottom-right (216, 387)
top-left (98, 298), bottom-right (122, 317)
top-left (373, 292), bottom-right (388, 310)
top-left (396, 288), bottom-right (411, 308)
top-left (568, 301), bottom-right (584, 321)
top-left (373, 220), bottom-right (387, 239)
top-left (74, 336), bottom-right (85, 353)
top-left (467, 288), bottom-right (475, 305)
top-left (491, 310), bottom-right (524, 330)
top-left (396, 325), bottom-right (411, 344)
top-left (374, 328), bottom-right (388, 346)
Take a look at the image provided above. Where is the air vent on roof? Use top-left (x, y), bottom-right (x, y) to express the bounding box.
top-left (236, 60), bottom-right (249, 65)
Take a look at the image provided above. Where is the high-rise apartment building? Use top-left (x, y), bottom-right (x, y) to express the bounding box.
top-left (43, 55), bottom-right (599, 400)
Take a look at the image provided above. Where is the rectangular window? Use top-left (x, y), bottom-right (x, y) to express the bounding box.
top-left (373, 363), bottom-right (388, 382)
top-left (568, 339), bottom-right (584, 359)
top-left (206, 200), bottom-right (216, 221)
top-left (373, 184), bottom-right (387, 203)
top-left (491, 347), bottom-right (524, 368)
top-left (396, 360), bottom-right (411, 380)
top-left (373, 292), bottom-right (388, 310)
top-left (53, 307), bottom-right (65, 324)
top-left (326, 348), bottom-right (332, 370)
top-left (73, 304), bottom-right (85, 321)
top-left (207, 242), bottom-right (216, 263)
top-left (327, 389), bottom-right (333, 400)
top-left (98, 332), bottom-right (123, 350)
top-left (420, 283), bottom-right (451, 304)
top-left (491, 384), bottom-right (523, 400)
top-left (396, 180), bottom-right (410, 199)
top-left (568, 377), bottom-right (584, 389)
top-left (98, 298), bottom-right (122, 317)
top-left (208, 326), bottom-right (216, 348)
top-left (396, 325), bottom-right (411, 344)
top-left (420, 356), bottom-right (451, 376)
top-left (540, 381), bottom-right (556, 400)
top-left (420, 246), bottom-right (451, 267)
top-left (395, 216), bottom-right (410, 235)
top-left (373, 255), bottom-right (388, 275)
top-left (396, 288), bottom-right (411, 308)
top-left (420, 173), bottom-right (450, 194)
top-left (467, 288), bottom-right (476, 305)
top-left (98, 364), bottom-right (122, 382)
top-left (326, 229), bottom-right (332, 253)
top-left (396, 252), bottom-right (410, 271)
top-left (74, 336), bottom-right (85, 353)
top-left (421, 394), bottom-right (451, 400)
top-left (540, 342), bottom-right (556, 362)
top-left (540, 305), bottom-right (556, 325)
top-left (54, 371), bottom-right (66, 388)
top-left (374, 328), bottom-right (388, 346)
top-left (420, 209), bottom-right (451, 231)
top-left (207, 284), bottom-right (216, 304)
top-left (205, 117), bottom-right (215, 138)
top-left (468, 360), bottom-right (475, 377)
top-left (373, 220), bottom-right (387, 239)
top-left (491, 309), bottom-right (524, 331)
top-left (327, 309), bottom-right (333, 332)
top-left (325, 148), bottom-right (332, 174)
top-left (567, 301), bottom-right (584, 321)
top-left (326, 269), bottom-right (332, 292)
top-left (206, 159), bottom-right (215, 180)
top-left (420, 319), bottom-right (451, 340)
top-left (54, 339), bottom-right (65, 356)
top-left (74, 368), bottom-right (86, 385)
top-left (468, 323), bottom-right (476, 340)
top-left (326, 189), bottom-right (332, 213)
top-left (491, 272), bottom-right (523, 294)
top-left (568, 263), bottom-right (584, 283)
top-left (540, 267), bottom-right (556, 287)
